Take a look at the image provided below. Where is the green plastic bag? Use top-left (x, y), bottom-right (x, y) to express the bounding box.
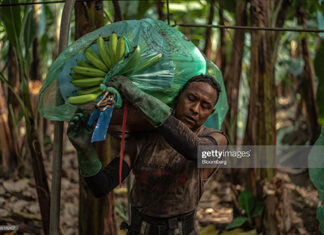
top-left (38, 19), bottom-right (228, 130)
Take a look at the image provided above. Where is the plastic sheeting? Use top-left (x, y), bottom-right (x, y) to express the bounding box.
top-left (38, 18), bottom-right (228, 130)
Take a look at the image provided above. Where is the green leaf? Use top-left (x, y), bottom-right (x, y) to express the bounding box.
top-left (17, 110), bottom-right (25, 123)
top-left (226, 216), bottom-right (248, 230)
top-left (0, 0), bottom-right (21, 49)
top-left (136, 0), bottom-right (154, 19)
top-left (238, 190), bottom-right (255, 215)
top-left (115, 203), bottom-right (128, 221)
top-left (317, 205), bottom-right (324, 234)
top-left (17, 7), bottom-right (36, 68)
top-left (251, 201), bottom-right (264, 218)
top-left (23, 8), bottom-right (36, 52)
top-left (0, 72), bottom-right (26, 114)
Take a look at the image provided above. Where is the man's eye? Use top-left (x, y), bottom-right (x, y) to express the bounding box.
top-left (188, 96), bottom-right (195, 101)
top-left (202, 103), bottom-right (211, 109)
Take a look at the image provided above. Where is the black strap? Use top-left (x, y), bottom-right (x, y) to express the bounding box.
top-left (84, 157), bottom-right (130, 197)
top-left (203, 135), bottom-right (218, 145)
top-left (128, 207), bottom-right (195, 234)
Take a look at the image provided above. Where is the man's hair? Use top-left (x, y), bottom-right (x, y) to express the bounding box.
top-left (173, 74), bottom-right (221, 108)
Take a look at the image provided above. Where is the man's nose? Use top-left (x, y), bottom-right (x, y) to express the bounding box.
top-left (190, 103), bottom-right (199, 114)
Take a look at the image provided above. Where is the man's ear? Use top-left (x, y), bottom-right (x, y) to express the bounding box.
top-left (210, 107), bottom-right (216, 115)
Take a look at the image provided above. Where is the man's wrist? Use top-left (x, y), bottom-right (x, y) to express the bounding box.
top-left (77, 147), bottom-right (102, 177)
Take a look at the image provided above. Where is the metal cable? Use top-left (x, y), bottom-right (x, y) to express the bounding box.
top-left (1, 1), bottom-right (323, 34)
top-left (173, 23), bottom-right (324, 33)
top-left (0, 0), bottom-right (154, 7)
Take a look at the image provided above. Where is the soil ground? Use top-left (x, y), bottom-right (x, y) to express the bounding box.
top-left (0, 143), bottom-right (320, 235)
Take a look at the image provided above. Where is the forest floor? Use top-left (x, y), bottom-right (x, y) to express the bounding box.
top-left (0, 141), bottom-right (321, 235)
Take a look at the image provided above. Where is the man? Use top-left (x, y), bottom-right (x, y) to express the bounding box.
top-left (68, 74), bottom-right (228, 235)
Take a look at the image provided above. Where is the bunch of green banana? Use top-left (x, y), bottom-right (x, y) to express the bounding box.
top-left (68, 33), bottom-right (127, 105)
top-left (68, 33), bottom-right (164, 106)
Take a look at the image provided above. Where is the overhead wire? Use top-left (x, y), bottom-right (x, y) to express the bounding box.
top-left (172, 23), bottom-right (324, 33)
top-left (0, 0), bottom-right (158, 7)
top-left (1, 1), bottom-right (324, 34)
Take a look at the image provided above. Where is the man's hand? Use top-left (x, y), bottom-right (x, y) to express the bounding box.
top-left (67, 109), bottom-right (92, 153)
top-left (105, 75), bottom-right (172, 128)
top-left (104, 75), bottom-right (133, 102)
top-left (67, 108), bottom-right (102, 177)
top-left (105, 75), bottom-right (129, 92)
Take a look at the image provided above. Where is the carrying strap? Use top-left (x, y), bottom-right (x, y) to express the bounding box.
top-left (119, 99), bottom-right (128, 186)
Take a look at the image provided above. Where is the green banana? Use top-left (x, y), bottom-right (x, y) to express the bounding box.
top-left (121, 46), bottom-right (141, 75)
top-left (109, 33), bottom-right (118, 65)
top-left (77, 86), bottom-right (101, 96)
top-left (72, 77), bottom-right (104, 88)
top-left (72, 66), bottom-right (107, 77)
top-left (133, 53), bottom-right (163, 74)
top-left (76, 59), bottom-right (92, 68)
top-left (70, 72), bottom-right (89, 80)
top-left (116, 36), bottom-right (126, 61)
top-left (104, 42), bottom-right (113, 68)
top-left (97, 36), bottom-right (112, 70)
top-left (68, 92), bottom-right (102, 105)
top-left (84, 48), bottom-right (108, 72)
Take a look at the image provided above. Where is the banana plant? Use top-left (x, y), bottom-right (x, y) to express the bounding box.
top-left (0, 1), bottom-right (50, 234)
top-left (226, 190), bottom-right (264, 231)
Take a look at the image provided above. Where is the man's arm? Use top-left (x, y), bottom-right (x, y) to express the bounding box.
top-left (84, 137), bottom-right (137, 197)
top-left (84, 154), bottom-right (131, 197)
top-left (105, 76), bottom-right (228, 160)
top-left (67, 110), bottom-right (136, 198)
top-left (158, 115), bottom-right (228, 161)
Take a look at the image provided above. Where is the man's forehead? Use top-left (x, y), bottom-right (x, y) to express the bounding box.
top-left (184, 82), bottom-right (218, 100)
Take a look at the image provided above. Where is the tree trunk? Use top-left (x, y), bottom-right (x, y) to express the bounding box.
top-left (31, 4), bottom-right (46, 159)
top-left (30, 32), bottom-right (41, 81)
top-left (223, 0), bottom-right (247, 144)
top-left (244, 0), bottom-right (275, 147)
top-left (244, 0), bottom-right (277, 233)
top-left (75, 1), bottom-right (117, 234)
top-left (296, 5), bottom-right (321, 144)
top-left (112, 0), bottom-right (122, 22)
top-left (0, 83), bottom-right (15, 171)
top-left (215, 0), bottom-right (226, 73)
top-left (75, 0), bottom-right (104, 40)
top-left (5, 45), bottom-right (19, 171)
top-left (26, 118), bottom-right (51, 235)
top-left (244, 1), bottom-right (294, 234)
top-left (204, 0), bottom-right (215, 59)
top-left (15, 55), bottom-right (51, 235)
top-left (156, 0), bottom-right (165, 21)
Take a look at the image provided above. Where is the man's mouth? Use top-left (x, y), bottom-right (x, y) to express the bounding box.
top-left (184, 115), bottom-right (196, 124)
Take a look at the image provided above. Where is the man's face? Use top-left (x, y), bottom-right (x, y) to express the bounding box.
top-left (174, 81), bottom-right (217, 131)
